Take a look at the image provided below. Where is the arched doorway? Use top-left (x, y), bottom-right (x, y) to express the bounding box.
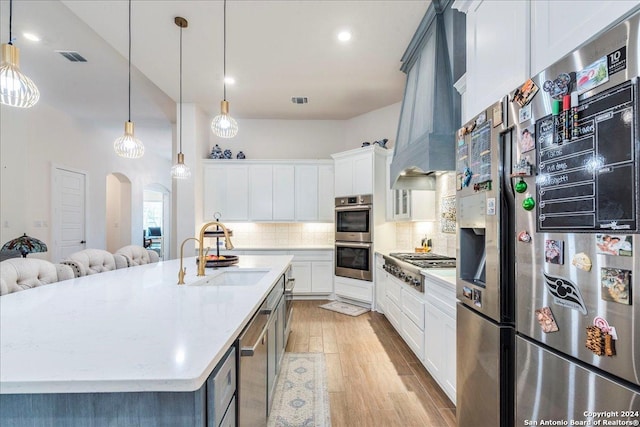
top-left (143, 184), bottom-right (170, 260)
top-left (105, 173), bottom-right (132, 253)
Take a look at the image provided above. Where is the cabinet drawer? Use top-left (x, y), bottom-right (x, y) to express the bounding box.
top-left (334, 277), bottom-right (372, 303)
top-left (401, 288), bottom-right (425, 330)
top-left (384, 295), bottom-right (402, 331)
top-left (219, 396), bottom-right (236, 427)
top-left (386, 276), bottom-right (401, 306)
top-left (207, 347), bottom-right (237, 427)
top-left (401, 312), bottom-right (425, 361)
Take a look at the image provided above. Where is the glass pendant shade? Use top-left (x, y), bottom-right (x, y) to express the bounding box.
top-left (211, 100), bottom-right (238, 138)
top-left (171, 152), bottom-right (191, 179)
top-left (114, 121), bottom-right (145, 159)
top-left (0, 44), bottom-right (40, 108)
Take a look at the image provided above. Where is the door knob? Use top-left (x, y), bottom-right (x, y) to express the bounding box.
top-left (80, 240), bottom-right (86, 244)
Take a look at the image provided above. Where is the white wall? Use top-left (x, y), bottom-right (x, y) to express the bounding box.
top-left (344, 102), bottom-right (401, 151)
top-left (0, 101), bottom-right (172, 260)
top-left (206, 119), bottom-right (347, 160)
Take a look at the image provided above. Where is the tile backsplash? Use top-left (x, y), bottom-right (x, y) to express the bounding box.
top-left (224, 223), bottom-right (334, 247)
top-left (395, 172), bottom-right (458, 258)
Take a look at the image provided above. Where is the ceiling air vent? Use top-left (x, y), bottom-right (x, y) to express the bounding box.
top-left (291, 96), bottom-right (308, 104)
top-left (56, 51), bottom-right (88, 62)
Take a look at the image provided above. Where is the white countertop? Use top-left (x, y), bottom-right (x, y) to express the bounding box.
top-left (422, 268), bottom-right (456, 287)
top-left (0, 255), bottom-right (292, 395)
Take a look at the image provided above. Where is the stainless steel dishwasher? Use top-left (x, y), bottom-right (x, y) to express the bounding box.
top-left (238, 301), bottom-right (269, 427)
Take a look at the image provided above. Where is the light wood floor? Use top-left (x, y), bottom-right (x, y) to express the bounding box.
top-left (286, 300), bottom-right (456, 427)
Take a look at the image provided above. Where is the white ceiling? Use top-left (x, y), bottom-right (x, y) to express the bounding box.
top-left (2, 0), bottom-right (429, 125)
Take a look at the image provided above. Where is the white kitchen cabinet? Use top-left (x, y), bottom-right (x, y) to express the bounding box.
top-left (295, 165), bottom-right (319, 221)
top-left (317, 164), bottom-right (335, 222)
top-left (423, 271), bottom-right (457, 404)
top-left (383, 274), bottom-right (425, 362)
top-left (374, 254), bottom-right (387, 312)
top-left (202, 160), bottom-right (333, 222)
top-left (334, 276), bottom-right (373, 304)
top-left (530, 1), bottom-right (639, 75)
top-left (273, 165), bottom-right (295, 221)
top-left (332, 147), bottom-right (381, 197)
top-left (311, 261), bottom-right (333, 294)
top-left (458, 0), bottom-right (529, 122)
top-left (290, 261), bottom-right (312, 293)
top-left (203, 164), bottom-right (249, 221)
top-left (391, 186), bottom-right (437, 221)
top-left (249, 165), bottom-right (273, 221)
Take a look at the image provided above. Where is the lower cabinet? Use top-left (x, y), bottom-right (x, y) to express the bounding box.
top-left (207, 346), bottom-right (238, 427)
top-left (382, 270), bottom-right (457, 405)
top-left (334, 276), bottom-right (373, 304)
top-left (374, 254), bottom-right (387, 312)
top-left (290, 251), bottom-right (334, 296)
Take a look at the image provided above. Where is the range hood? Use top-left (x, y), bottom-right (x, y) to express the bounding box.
top-left (390, 1), bottom-right (460, 190)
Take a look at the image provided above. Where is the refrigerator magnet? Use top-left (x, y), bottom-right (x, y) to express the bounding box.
top-left (512, 79), bottom-right (539, 107)
top-left (600, 267), bottom-right (631, 305)
top-left (571, 252), bottom-right (592, 272)
top-left (535, 307), bottom-right (559, 333)
top-left (577, 56), bottom-right (609, 94)
top-left (545, 239), bottom-right (564, 264)
top-left (518, 125), bottom-right (535, 153)
top-left (595, 234), bottom-right (633, 256)
top-left (544, 273), bottom-right (587, 315)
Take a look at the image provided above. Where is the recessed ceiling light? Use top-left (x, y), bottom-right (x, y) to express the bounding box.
top-left (337, 31), bottom-right (352, 42)
top-left (224, 76), bottom-right (235, 85)
top-left (23, 32), bottom-right (41, 42)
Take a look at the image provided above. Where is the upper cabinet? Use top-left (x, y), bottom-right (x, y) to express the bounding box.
top-left (203, 160), bottom-right (334, 222)
top-left (332, 146), bottom-right (390, 198)
top-left (454, 0), bottom-right (640, 123)
top-left (462, 0), bottom-right (529, 120)
top-left (530, 1), bottom-right (640, 74)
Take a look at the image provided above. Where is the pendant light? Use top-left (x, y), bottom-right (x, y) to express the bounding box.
top-left (171, 17), bottom-right (191, 179)
top-left (114, 0), bottom-right (144, 159)
top-left (210, 0), bottom-right (238, 138)
top-left (0, 0), bottom-right (40, 108)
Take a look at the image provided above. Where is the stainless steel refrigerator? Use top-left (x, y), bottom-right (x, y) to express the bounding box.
top-left (507, 10), bottom-right (640, 425)
top-left (456, 97), bottom-right (516, 427)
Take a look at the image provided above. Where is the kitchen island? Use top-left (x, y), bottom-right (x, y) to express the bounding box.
top-left (0, 254), bottom-right (292, 425)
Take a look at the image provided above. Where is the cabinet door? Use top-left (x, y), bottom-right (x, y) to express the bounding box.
top-left (531, 1), bottom-right (639, 74)
top-left (273, 165), bottom-right (295, 221)
top-left (295, 165), bottom-right (318, 221)
top-left (317, 164), bottom-right (334, 222)
top-left (352, 153), bottom-right (373, 195)
top-left (465, 0), bottom-right (528, 121)
top-left (203, 166), bottom-right (226, 220)
top-left (424, 300), bottom-right (444, 378)
top-left (375, 267), bottom-right (387, 312)
top-left (410, 190), bottom-right (436, 221)
top-left (223, 165), bottom-right (249, 221)
top-left (393, 189), bottom-right (410, 220)
top-left (291, 261), bottom-right (312, 294)
top-left (442, 311), bottom-right (457, 402)
top-left (333, 157), bottom-right (354, 197)
top-left (249, 165), bottom-right (273, 221)
top-left (311, 261), bottom-right (333, 293)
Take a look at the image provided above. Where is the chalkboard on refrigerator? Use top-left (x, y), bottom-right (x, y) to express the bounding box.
top-left (535, 80), bottom-right (638, 233)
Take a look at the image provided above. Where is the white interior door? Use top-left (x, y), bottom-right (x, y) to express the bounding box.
top-left (52, 167), bottom-right (87, 261)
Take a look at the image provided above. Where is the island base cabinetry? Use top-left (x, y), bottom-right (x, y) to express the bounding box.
top-left (0, 346), bottom-right (237, 427)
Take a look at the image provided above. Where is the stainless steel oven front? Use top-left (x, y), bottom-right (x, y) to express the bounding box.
top-left (335, 241), bottom-right (373, 281)
top-left (335, 194), bottom-right (373, 242)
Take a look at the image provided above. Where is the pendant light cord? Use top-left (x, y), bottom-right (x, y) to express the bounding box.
top-left (179, 24), bottom-right (183, 153)
top-left (223, 0), bottom-right (226, 101)
top-left (8, 0), bottom-right (13, 44)
top-left (128, 0), bottom-right (132, 122)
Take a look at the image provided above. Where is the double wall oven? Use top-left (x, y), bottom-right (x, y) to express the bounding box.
top-left (334, 195), bottom-right (373, 281)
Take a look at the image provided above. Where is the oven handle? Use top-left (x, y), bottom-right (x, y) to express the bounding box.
top-left (335, 241), bottom-right (373, 248)
top-left (335, 204), bottom-right (372, 212)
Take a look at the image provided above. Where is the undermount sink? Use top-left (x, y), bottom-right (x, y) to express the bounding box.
top-left (186, 269), bottom-right (269, 286)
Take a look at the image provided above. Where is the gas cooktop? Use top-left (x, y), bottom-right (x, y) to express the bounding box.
top-left (383, 253), bottom-right (457, 293)
top-left (389, 252), bottom-right (456, 268)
